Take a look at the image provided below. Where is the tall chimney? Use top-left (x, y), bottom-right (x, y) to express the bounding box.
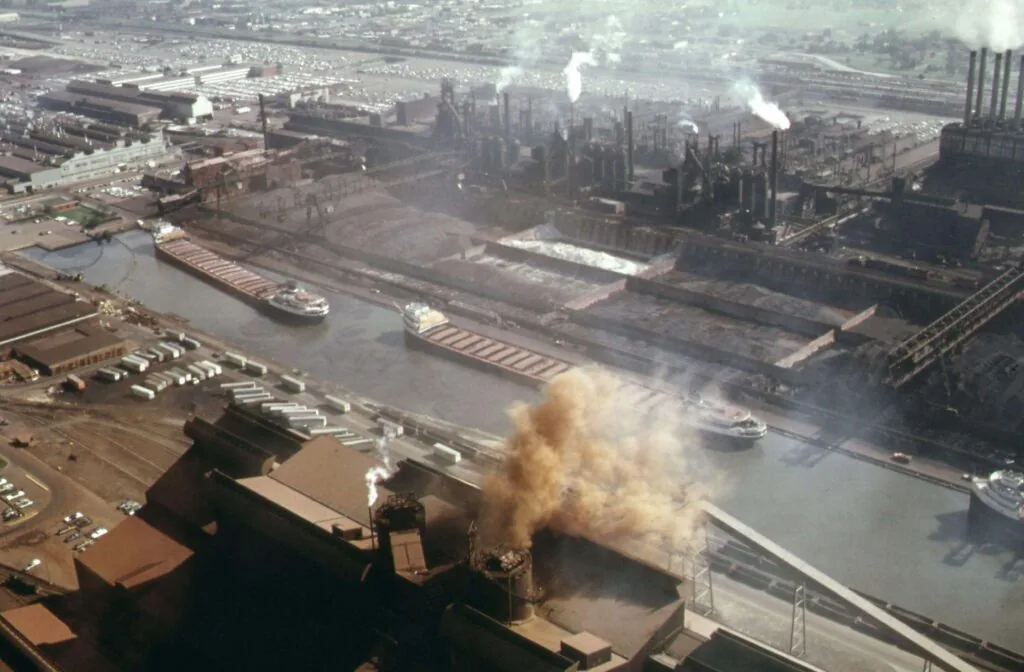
top-left (769, 130), bottom-right (779, 228)
top-left (1001, 50), bottom-right (1013, 120)
top-left (965, 50), bottom-right (977, 126)
top-left (625, 110), bottom-right (634, 182)
top-left (503, 92), bottom-right (510, 142)
top-left (991, 51), bottom-right (1003, 120)
top-left (976, 48), bottom-right (988, 124)
top-left (1015, 54), bottom-right (1024, 129)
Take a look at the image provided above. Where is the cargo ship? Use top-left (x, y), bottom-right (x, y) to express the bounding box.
top-left (402, 303), bottom-right (767, 444)
top-left (968, 469), bottom-right (1024, 546)
top-left (153, 227), bottom-right (329, 324)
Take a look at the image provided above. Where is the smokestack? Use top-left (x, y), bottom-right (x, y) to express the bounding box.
top-left (583, 117), bottom-right (593, 142)
top-left (976, 48), bottom-right (988, 125)
top-left (503, 91), bottom-right (510, 143)
top-left (625, 110), bottom-right (634, 183)
top-left (965, 50), bottom-right (977, 126)
top-left (258, 94), bottom-right (269, 150)
top-left (769, 130), bottom-right (779, 228)
top-left (1001, 50), bottom-right (1013, 120)
top-left (1015, 54), bottom-right (1024, 129)
top-left (991, 51), bottom-right (1002, 121)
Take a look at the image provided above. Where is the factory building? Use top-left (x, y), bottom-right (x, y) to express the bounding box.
top-left (13, 323), bottom-right (126, 375)
top-left (37, 91), bottom-right (161, 128)
top-left (64, 80), bottom-right (213, 123)
top-left (195, 65), bottom-right (250, 86)
top-left (135, 74), bottom-right (197, 93)
top-left (0, 129), bottom-right (171, 193)
top-left (96, 72), bottom-right (165, 87)
top-left (0, 403), bottom-right (901, 671)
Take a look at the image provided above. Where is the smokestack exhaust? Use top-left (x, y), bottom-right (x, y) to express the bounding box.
top-left (976, 48), bottom-right (988, 125)
top-left (625, 109), bottom-right (634, 183)
top-left (769, 130), bottom-right (779, 228)
top-left (503, 91), bottom-right (510, 143)
top-left (991, 51), bottom-right (1003, 121)
top-left (965, 50), bottom-right (977, 126)
top-left (1000, 53), bottom-right (1013, 119)
top-left (1016, 54), bottom-right (1024, 129)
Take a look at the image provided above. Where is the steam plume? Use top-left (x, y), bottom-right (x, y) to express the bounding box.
top-left (477, 367), bottom-right (712, 552)
top-left (365, 466), bottom-right (390, 508)
top-left (732, 79), bottom-right (791, 130)
top-left (678, 119), bottom-right (699, 134)
top-left (564, 51), bottom-right (598, 103)
top-left (496, 65), bottom-right (523, 94)
top-left (955, 0), bottom-right (1024, 51)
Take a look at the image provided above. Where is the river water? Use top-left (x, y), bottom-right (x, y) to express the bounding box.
top-left (21, 231), bottom-right (1024, 648)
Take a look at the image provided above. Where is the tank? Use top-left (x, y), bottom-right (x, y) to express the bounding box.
top-left (469, 545), bottom-right (536, 624)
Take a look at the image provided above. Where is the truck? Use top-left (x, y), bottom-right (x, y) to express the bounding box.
top-left (64, 374), bottom-right (87, 392)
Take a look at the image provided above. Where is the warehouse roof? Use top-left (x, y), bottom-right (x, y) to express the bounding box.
top-left (14, 323), bottom-right (124, 367)
top-left (40, 90), bottom-right (162, 118)
top-left (0, 156), bottom-right (48, 177)
top-left (0, 271), bottom-right (97, 345)
top-left (76, 515), bottom-right (194, 590)
top-left (0, 604), bottom-right (76, 647)
top-left (269, 435), bottom-right (390, 528)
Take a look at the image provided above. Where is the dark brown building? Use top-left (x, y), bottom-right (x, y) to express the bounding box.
top-left (13, 323), bottom-right (126, 375)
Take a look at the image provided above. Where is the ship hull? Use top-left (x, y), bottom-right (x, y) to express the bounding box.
top-left (404, 325), bottom-right (762, 446)
top-left (265, 304), bottom-right (329, 325)
top-left (404, 328), bottom-right (542, 388)
top-left (154, 241), bottom-right (326, 326)
top-left (968, 491), bottom-right (1024, 546)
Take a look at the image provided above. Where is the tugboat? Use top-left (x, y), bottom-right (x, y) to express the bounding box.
top-left (266, 281), bottom-right (330, 323)
top-left (683, 392), bottom-right (769, 445)
top-left (968, 469), bottom-right (1024, 545)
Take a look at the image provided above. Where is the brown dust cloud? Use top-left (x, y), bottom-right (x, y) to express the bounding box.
top-left (476, 366), bottom-right (717, 553)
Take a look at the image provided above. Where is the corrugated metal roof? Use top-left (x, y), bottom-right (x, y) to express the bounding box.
top-left (269, 435), bottom-right (390, 528)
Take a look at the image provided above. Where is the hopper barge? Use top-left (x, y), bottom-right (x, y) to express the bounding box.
top-left (153, 227), bottom-right (329, 324)
top-left (402, 303), bottom-right (767, 444)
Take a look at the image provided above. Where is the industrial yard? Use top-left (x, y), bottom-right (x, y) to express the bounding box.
top-left (0, 2), bottom-right (1011, 672)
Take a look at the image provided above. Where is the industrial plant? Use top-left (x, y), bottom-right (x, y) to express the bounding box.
top-left (0, 3), bottom-right (1013, 672)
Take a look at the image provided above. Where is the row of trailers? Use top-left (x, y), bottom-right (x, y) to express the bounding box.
top-left (223, 382), bottom-right (374, 451)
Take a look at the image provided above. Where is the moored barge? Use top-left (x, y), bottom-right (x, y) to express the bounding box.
top-left (402, 303), bottom-right (767, 444)
top-left (153, 228), bottom-right (329, 323)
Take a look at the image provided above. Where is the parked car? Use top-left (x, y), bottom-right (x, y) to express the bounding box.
top-left (73, 540), bottom-right (93, 552)
top-left (3, 491), bottom-right (24, 502)
top-left (73, 516), bottom-right (92, 529)
top-left (64, 531), bottom-right (81, 543)
top-left (14, 499), bottom-right (32, 509)
top-left (63, 512), bottom-right (84, 525)
top-left (0, 484), bottom-right (15, 494)
top-left (21, 559), bottom-right (40, 573)
top-left (89, 527), bottom-right (108, 540)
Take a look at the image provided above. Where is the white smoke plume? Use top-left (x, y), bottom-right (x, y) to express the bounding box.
top-left (564, 51), bottom-right (598, 103)
top-left (496, 65), bottom-right (524, 94)
top-left (476, 367), bottom-right (716, 553)
top-left (955, 0), bottom-right (1024, 50)
top-left (732, 79), bottom-right (791, 130)
top-left (365, 465), bottom-right (391, 508)
top-left (678, 119), bottom-right (700, 134)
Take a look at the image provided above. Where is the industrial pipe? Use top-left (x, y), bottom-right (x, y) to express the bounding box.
top-left (503, 92), bottom-right (510, 143)
top-left (976, 48), bottom-right (988, 124)
top-left (1001, 50), bottom-right (1013, 120)
top-left (1015, 54), bottom-right (1024, 129)
top-left (626, 110), bottom-right (634, 182)
top-left (769, 130), bottom-right (779, 228)
top-left (964, 50), bottom-right (977, 126)
top-left (990, 51), bottom-right (1002, 121)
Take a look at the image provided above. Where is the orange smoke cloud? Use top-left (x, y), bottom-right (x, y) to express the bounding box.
top-left (477, 366), bottom-right (711, 552)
